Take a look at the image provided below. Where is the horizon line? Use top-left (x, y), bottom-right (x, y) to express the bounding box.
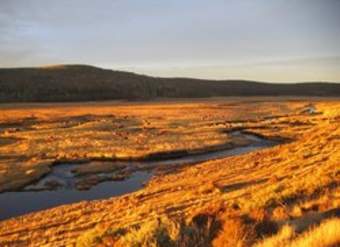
top-left (1, 63), bottom-right (339, 84)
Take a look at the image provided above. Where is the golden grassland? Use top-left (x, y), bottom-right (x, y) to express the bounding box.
top-left (0, 98), bottom-right (304, 192)
top-left (0, 97), bottom-right (339, 246)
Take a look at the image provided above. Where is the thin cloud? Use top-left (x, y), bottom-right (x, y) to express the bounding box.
top-left (0, 0), bottom-right (339, 81)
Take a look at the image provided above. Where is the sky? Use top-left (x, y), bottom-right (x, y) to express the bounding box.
top-left (0, 0), bottom-right (340, 82)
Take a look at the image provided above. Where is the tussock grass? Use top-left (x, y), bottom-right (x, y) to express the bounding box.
top-left (1, 99), bottom-right (339, 247)
top-left (256, 218), bottom-right (340, 247)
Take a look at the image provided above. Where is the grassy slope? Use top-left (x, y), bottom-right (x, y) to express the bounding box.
top-left (0, 65), bottom-right (340, 102)
top-left (0, 99), bottom-right (339, 246)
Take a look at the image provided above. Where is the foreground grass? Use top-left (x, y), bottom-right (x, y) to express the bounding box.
top-left (0, 98), bottom-right (339, 246)
top-left (256, 217), bottom-right (340, 247)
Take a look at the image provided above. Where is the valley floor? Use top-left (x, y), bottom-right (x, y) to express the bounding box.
top-left (0, 98), bottom-right (339, 246)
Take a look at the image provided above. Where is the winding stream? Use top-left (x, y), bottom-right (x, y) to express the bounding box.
top-left (0, 131), bottom-right (279, 220)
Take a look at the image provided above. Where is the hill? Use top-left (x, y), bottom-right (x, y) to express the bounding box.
top-left (0, 64), bottom-right (339, 102)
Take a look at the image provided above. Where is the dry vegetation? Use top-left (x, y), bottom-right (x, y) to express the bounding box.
top-left (0, 98), bottom-right (298, 192)
top-left (0, 97), bottom-right (339, 247)
top-left (0, 100), bottom-right (245, 191)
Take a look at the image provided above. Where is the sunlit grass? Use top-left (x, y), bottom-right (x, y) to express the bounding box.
top-left (0, 98), bottom-right (339, 246)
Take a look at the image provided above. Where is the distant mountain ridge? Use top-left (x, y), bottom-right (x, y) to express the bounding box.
top-left (0, 64), bottom-right (339, 102)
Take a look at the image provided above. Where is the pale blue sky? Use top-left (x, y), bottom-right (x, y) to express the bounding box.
top-left (0, 0), bottom-right (339, 82)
